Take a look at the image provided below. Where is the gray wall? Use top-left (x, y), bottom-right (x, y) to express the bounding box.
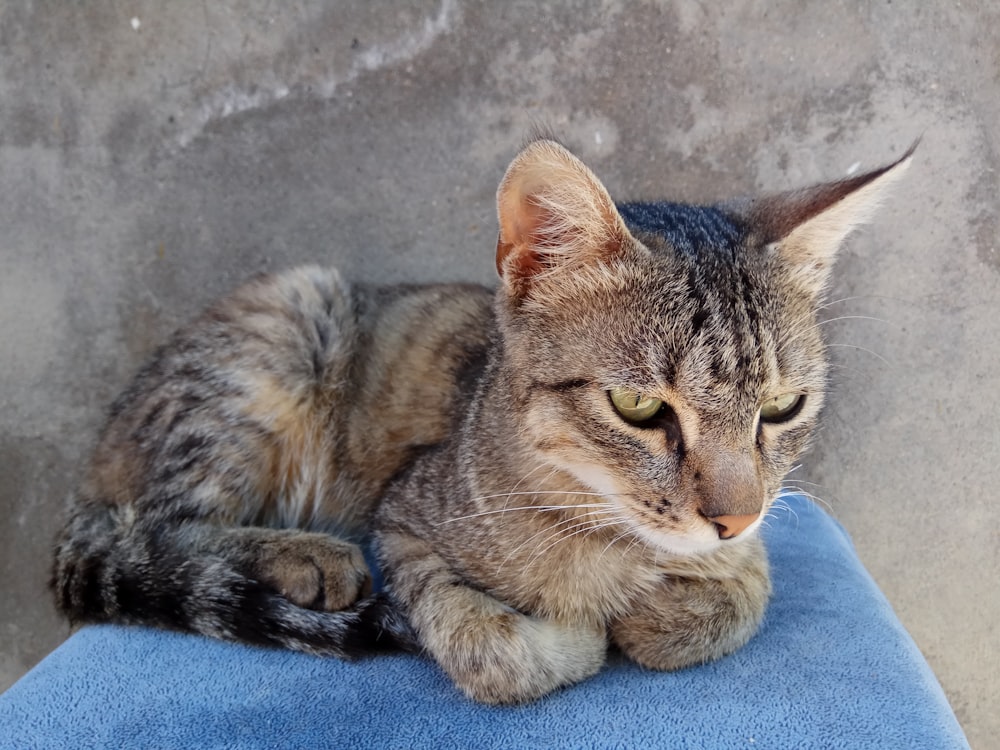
top-left (1, 2), bottom-right (996, 745)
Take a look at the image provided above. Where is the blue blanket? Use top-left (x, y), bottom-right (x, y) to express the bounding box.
top-left (0, 494), bottom-right (968, 749)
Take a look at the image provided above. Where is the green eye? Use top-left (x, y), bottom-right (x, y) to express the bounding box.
top-left (760, 393), bottom-right (804, 423)
top-left (609, 387), bottom-right (664, 423)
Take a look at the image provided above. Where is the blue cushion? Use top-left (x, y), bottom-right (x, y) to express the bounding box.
top-left (0, 494), bottom-right (968, 749)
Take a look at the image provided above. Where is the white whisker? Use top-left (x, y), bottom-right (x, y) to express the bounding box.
top-left (826, 343), bottom-right (893, 368)
top-left (817, 314), bottom-right (890, 328)
top-left (825, 361), bottom-right (880, 387)
top-left (620, 527), bottom-right (652, 561)
top-left (782, 477), bottom-right (827, 490)
top-left (767, 495), bottom-right (800, 527)
top-left (599, 527), bottom-right (638, 560)
top-left (779, 484), bottom-right (833, 513)
top-left (498, 463), bottom-right (558, 517)
top-left (468, 489), bottom-right (612, 503)
top-left (435, 501), bottom-right (615, 526)
top-left (527, 518), bottom-right (627, 564)
top-left (494, 508), bottom-right (623, 575)
top-left (815, 295), bottom-right (882, 313)
top-left (779, 310), bottom-right (893, 350)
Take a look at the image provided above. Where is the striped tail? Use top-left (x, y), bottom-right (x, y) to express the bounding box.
top-left (51, 507), bottom-right (418, 658)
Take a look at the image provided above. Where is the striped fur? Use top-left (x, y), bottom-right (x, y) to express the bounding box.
top-left (53, 139), bottom-right (910, 702)
top-left (53, 267), bottom-right (492, 656)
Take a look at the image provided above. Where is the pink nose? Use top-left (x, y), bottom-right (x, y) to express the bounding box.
top-left (708, 513), bottom-right (759, 539)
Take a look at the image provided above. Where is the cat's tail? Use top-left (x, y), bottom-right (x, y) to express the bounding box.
top-left (51, 507), bottom-right (419, 658)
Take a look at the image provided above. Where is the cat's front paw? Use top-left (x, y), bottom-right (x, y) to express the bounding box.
top-left (255, 533), bottom-right (371, 611)
top-left (611, 567), bottom-right (770, 671)
top-left (436, 604), bottom-right (607, 705)
top-left (378, 530), bottom-right (606, 703)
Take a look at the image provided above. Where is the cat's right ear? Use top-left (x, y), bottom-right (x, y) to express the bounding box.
top-left (745, 142), bottom-right (916, 296)
top-left (495, 139), bottom-right (630, 298)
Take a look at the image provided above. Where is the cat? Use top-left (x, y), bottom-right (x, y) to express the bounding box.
top-left (52, 137), bottom-right (911, 705)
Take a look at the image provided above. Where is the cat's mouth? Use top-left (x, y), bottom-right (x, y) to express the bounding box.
top-left (560, 461), bottom-right (761, 556)
top-left (625, 510), bottom-right (764, 557)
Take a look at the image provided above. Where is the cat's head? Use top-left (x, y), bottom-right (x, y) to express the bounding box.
top-left (494, 138), bottom-right (911, 556)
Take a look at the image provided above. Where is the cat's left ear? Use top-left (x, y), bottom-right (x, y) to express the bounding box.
top-left (495, 139), bottom-right (631, 298)
top-left (746, 141), bottom-right (917, 295)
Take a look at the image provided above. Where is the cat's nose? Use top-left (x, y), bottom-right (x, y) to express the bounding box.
top-left (708, 513), bottom-right (758, 539)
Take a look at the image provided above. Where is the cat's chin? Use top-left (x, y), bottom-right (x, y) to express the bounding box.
top-left (626, 515), bottom-right (765, 558)
top-left (628, 524), bottom-right (731, 557)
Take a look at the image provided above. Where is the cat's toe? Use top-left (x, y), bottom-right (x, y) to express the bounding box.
top-left (258, 535), bottom-right (371, 611)
top-left (266, 560), bottom-right (324, 609)
top-left (312, 541), bottom-right (372, 611)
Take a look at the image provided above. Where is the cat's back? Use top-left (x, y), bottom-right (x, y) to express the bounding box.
top-left (343, 279), bottom-right (496, 499)
top-left (81, 265), bottom-right (495, 532)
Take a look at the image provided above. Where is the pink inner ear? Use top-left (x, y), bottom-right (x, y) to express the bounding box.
top-left (496, 194), bottom-right (550, 278)
top-left (519, 196), bottom-right (550, 246)
top-left (495, 234), bottom-right (543, 279)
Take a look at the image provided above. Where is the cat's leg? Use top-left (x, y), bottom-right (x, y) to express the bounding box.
top-left (610, 539), bottom-right (771, 670)
top-left (377, 529), bottom-right (607, 705)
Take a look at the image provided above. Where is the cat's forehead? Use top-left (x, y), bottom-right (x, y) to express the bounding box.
top-left (599, 217), bottom-right (813, 397)
top-left (524, 195), bottom-right (820, 394)
top-left (613, 203), bottom-right (768, 329)
top-left (617, 202), bottom-right (746, 261)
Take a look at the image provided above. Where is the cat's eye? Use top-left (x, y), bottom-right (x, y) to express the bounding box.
top-left (609, 387), bottom-right (664, 423)
top-left (759, 393), bottom-right (804, 423)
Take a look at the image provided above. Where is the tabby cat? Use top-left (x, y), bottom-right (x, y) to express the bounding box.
top-left (52, 138), bottom-right (910, 704)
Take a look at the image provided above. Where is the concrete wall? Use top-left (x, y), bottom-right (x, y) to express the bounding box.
top-left (1, 2), bottom-right (996, 745)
